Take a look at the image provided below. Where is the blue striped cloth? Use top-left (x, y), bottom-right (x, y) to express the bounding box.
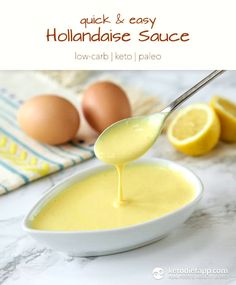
top-left (0, 88), bottom-right (94, 195)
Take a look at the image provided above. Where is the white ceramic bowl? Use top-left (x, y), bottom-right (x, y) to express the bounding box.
top-left (23, 158), bottom-right (203, 257)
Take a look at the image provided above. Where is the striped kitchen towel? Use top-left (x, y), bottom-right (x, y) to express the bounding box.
top-left (0, 88), bottom-right (94, 195)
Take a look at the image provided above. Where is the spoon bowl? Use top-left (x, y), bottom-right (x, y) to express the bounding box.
top-left (95, 113), bottom-right (167, 165)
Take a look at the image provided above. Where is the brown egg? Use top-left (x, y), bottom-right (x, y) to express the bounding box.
top-left (82, 81), bottom-right (132, 133)
top-left (18, 95), bottom-right (80, 145)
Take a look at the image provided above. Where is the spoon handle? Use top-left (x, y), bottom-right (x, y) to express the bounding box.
top-left (162, 70), bottom-right (225, 114)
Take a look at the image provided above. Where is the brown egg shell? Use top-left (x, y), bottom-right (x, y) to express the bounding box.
top-left (18, 95), bottom-right (80, 145)
top-left (82, 81), bottom-right (132, 133)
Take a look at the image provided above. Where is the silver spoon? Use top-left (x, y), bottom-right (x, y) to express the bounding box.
top-left (161, 70), bottom-right (225, 114)
top-left (95, 70), bottom-right (225, 164)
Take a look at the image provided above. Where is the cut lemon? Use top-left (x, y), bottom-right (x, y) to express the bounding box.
top-left (167, 104), bottom-right (220, 156)
top-left (210, 96), bottom-right (236, 142)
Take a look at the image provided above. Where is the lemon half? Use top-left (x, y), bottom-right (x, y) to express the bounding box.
top-left (167, 104), bottom-right (220, 156)
top-left (210, 96), bottom-right (236, 142)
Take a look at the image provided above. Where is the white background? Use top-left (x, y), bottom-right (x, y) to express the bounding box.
top-left (0, 0), bottom-right (235, 69)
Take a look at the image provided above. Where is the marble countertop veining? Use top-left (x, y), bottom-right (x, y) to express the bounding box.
top-left (0, 71), bottom-right (236, 285)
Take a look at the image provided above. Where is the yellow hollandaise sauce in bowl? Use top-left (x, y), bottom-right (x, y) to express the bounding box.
top-left (31, 162), bottom-right (196, 231)
top-left (24, 158), bottom-right (202, 256)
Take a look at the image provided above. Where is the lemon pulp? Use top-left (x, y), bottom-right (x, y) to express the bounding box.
top-left (168, 104), bottom-right (220, 156)
top-left (172, 109), bottom-right (208, 139)
top-left (210, 96), bottom-right (236, 142)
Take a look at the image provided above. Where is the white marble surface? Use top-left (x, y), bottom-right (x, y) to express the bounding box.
top-left (0, 71), bottom-right (236, 285)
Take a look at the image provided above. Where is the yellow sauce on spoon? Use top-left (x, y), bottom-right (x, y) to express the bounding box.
top-left (95, 115), bottom-right (166, 165)
top-left (95, 114), bottom-right (166, 205)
